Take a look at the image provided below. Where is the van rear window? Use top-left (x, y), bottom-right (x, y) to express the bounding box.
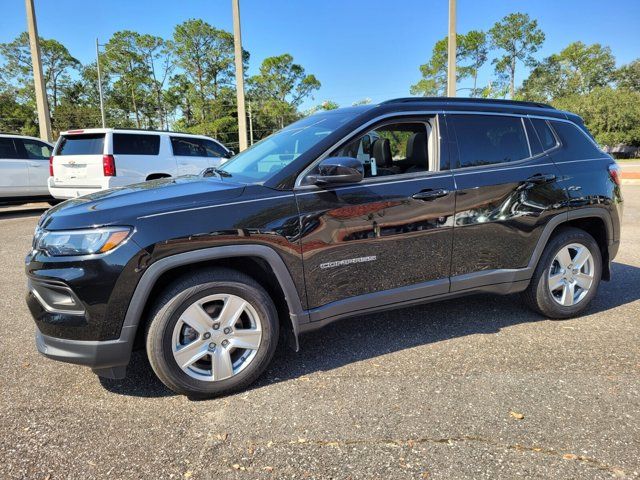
top-left (56, 134), bottom-right (104, 155)
top-left (113, 133), bottom-right (160, 155)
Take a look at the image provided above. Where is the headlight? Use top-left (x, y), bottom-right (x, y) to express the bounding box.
top-left (34, 227), bottom-right (132, 256)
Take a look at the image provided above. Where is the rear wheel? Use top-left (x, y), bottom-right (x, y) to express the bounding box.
top-left (523, 227), bottom-right (602, 319)
top-left (146, 268), bottom-right (279, 397)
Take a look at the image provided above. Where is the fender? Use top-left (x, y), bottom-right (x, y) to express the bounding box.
top-left (94, 245), bottom-right (307, 379)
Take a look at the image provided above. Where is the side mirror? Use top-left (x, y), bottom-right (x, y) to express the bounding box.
top-left (225, 150), bottom-right (235, 159)
top-left (307, 157), bottom-right (364, 186)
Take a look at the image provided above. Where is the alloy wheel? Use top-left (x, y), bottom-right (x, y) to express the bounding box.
top-left (171, 293), bottom-right (262, 381)
top-left (547, 242), bottom-right (594, 307)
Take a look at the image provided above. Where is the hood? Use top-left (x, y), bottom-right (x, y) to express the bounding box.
top-left (41, 175), bottom-right (246, 230)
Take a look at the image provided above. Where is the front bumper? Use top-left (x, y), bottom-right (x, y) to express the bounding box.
top-left (35, 327), bottom-right (135, 379)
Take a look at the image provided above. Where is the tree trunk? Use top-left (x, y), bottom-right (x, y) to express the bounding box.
top-left (510, 58), bottom-right (516, 99)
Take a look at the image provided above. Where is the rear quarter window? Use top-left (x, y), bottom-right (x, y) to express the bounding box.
top-left (531, 118), bottom-right (559, 152)
top-left (113, 133), bottom-right (160, 155)
top-left (549, 121), bottom-right (602, 160)
top-left (56, 134), bottom-right (105, 155)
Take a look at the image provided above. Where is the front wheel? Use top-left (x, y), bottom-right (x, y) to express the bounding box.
top-left (145, 268), bottom-right (279, 398)
top-left (523, 227), bottom-right (602, 319)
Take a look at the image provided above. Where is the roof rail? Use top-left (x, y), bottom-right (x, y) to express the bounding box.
top-left (381, 97), bottom-right (555, 110)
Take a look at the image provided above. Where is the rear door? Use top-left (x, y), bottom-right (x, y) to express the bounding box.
top-left (171, 136), bottom-right (214, 175)
top-left (0, 137), bottom-right (29, 197)
top-left (52, 133), bottom-right (105, 187)
top-left (112, 133), bottom-right (163, 182)
top-left (295, 115), bottom-right (456, 316)
top-left (19, 138), bottom-right (52, 195)
top-left (447, 113), bottom-right (566, 290)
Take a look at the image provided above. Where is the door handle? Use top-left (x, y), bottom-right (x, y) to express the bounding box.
top-left (526, 173), bottom-right (556, 185)
top-left (412, 189), bottom-right (449, 201)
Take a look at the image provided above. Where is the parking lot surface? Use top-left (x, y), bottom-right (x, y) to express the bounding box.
top-left (1, 190), bottom-right (638, 479)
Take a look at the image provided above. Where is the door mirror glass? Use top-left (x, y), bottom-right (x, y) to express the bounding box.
top-left (307, 157), bottom-right (363, 185)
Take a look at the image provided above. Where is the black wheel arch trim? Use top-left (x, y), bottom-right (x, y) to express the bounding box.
top-left (114, 244), bottom-right (308, 372)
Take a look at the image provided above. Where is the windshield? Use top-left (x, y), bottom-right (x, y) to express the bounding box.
top-left (218, 110), bottom-right (356, 183)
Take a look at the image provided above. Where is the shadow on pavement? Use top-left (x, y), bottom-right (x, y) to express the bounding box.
top-left (0, 206), bottom-right (48, 220)
top-left (98, 261), bottom-right (640, 399)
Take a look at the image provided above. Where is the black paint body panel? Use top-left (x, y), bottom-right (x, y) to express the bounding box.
top-left (24, 98), bottom-right (622, 372)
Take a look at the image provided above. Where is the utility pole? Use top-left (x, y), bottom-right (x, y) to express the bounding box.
top-left (96, 38), bottom-right (106, 128)
top-left (446, 0), bottom-right (457, 97)
top-left (248, 101), bottom-right (254, 146)
top-left (25, 0), bottom-right (52, 141)
top-left (232, 0), bottom-right (248, 151)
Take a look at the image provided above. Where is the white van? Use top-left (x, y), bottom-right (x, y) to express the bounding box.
top-left (49, 128), bottom-right (233, 199)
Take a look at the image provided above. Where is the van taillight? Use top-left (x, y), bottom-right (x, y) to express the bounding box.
top-left (49, 156), bottom-right (54, 176)
top-left (608, 163), bottom-right (621, 186)
top-left (103, 155), bottom-right (116, 176)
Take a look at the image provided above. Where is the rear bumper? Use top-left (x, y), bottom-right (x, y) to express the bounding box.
top-left (47, 177), bottom-right (133, 199)
top-left (35, 327), bottom-right (135, 379)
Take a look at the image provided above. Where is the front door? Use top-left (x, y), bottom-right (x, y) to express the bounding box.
top-left (295, 115), bottom-right (456, 318)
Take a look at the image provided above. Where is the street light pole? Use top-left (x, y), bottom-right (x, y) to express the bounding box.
top-left (25, 0), bottom-right (52, 141)
top-left (232, 0), bottom-right (248, 151)
top-left (96, 38), bottom-right (106, 128)
top-left (447, 0), bottom-right (457, 97)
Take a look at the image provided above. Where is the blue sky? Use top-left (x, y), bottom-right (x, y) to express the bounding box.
top-left (1, 0), bottom-right (639, 110)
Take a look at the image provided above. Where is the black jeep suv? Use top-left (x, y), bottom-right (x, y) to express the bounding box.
top-left (26, 98), bottom-right (623, 397)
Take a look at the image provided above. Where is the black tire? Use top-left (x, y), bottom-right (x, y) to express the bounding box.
top-left (145, 268), bottom-right (279, 398)
top-left (523, 227), bottom-right (602, 319)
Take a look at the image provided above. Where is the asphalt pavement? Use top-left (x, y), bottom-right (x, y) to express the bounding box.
top-left (0, 190), bottom-right (638, 479)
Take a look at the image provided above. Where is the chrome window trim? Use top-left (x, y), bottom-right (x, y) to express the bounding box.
top-left (293, 109), bottom-right (601, 188)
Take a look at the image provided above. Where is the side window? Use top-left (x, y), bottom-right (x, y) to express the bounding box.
top-left (549, 121), bottom-right (602, 159)
top-left (171, 137), bottom-right (206, 157)
top-left (531, 118), bottom-right (559, 152)
top-left (113, 134), bottom-right (160, 155)
top-left (451, 115), bottom-right (530, 168)
top-left (202, 140), bottom-right (228, 158)
top-left (0, 138), bottom-right (20, 159)
top-left (21, 139), bottom-right (52, 160)
top-left (328, 121), bottom-right (432, 178)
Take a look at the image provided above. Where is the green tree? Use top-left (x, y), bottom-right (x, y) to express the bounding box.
top-left (459, 30), bottom-right (489, 95)
top-left (0, 32), bottom-right (80, 109)
top-left (171, 19), bottom-right (247, 124)
top-left (520, 42), bottom-right (616, 101)
top-left (554, 87), bottom-right (640, 146)
top-left (411, 32), bottom-right (488, 97)
top-left (411, 35), bottom-right (464, 96)
top-left (249, 53), bottom-right (320, 129)
top-left (616, 59), bottom-right (640, 92)
top-left (489, 13), bottom-right (545, 98)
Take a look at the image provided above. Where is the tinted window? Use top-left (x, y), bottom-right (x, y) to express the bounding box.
top-left (202, 140), bottom-right (228, 157)
top-left (113, 133), bottom-right (160, 155)
top-left (451, 115), bottom-right (530, 168)
top-left (524, 119), bottom-right (543, 156)
top-left (0, 138), bottom-right (20, 159)
top-left (56, 134), bottom-right (104, 155)
top-left (171, 137), bottom-right (207, 157)
top-left (550, 121), bottom-right (602, 159)
top-left (21, 139), bottom-right (51, 160)
top-left (531, 118), bottom-right (558, 151)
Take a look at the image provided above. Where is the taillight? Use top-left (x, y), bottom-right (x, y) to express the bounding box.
top-left (102, 154), bottom-right (116, 176)
top-left (49, 156), bottom-right (54, 176)
top-left (608, 163), bottom-right (621, 186)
